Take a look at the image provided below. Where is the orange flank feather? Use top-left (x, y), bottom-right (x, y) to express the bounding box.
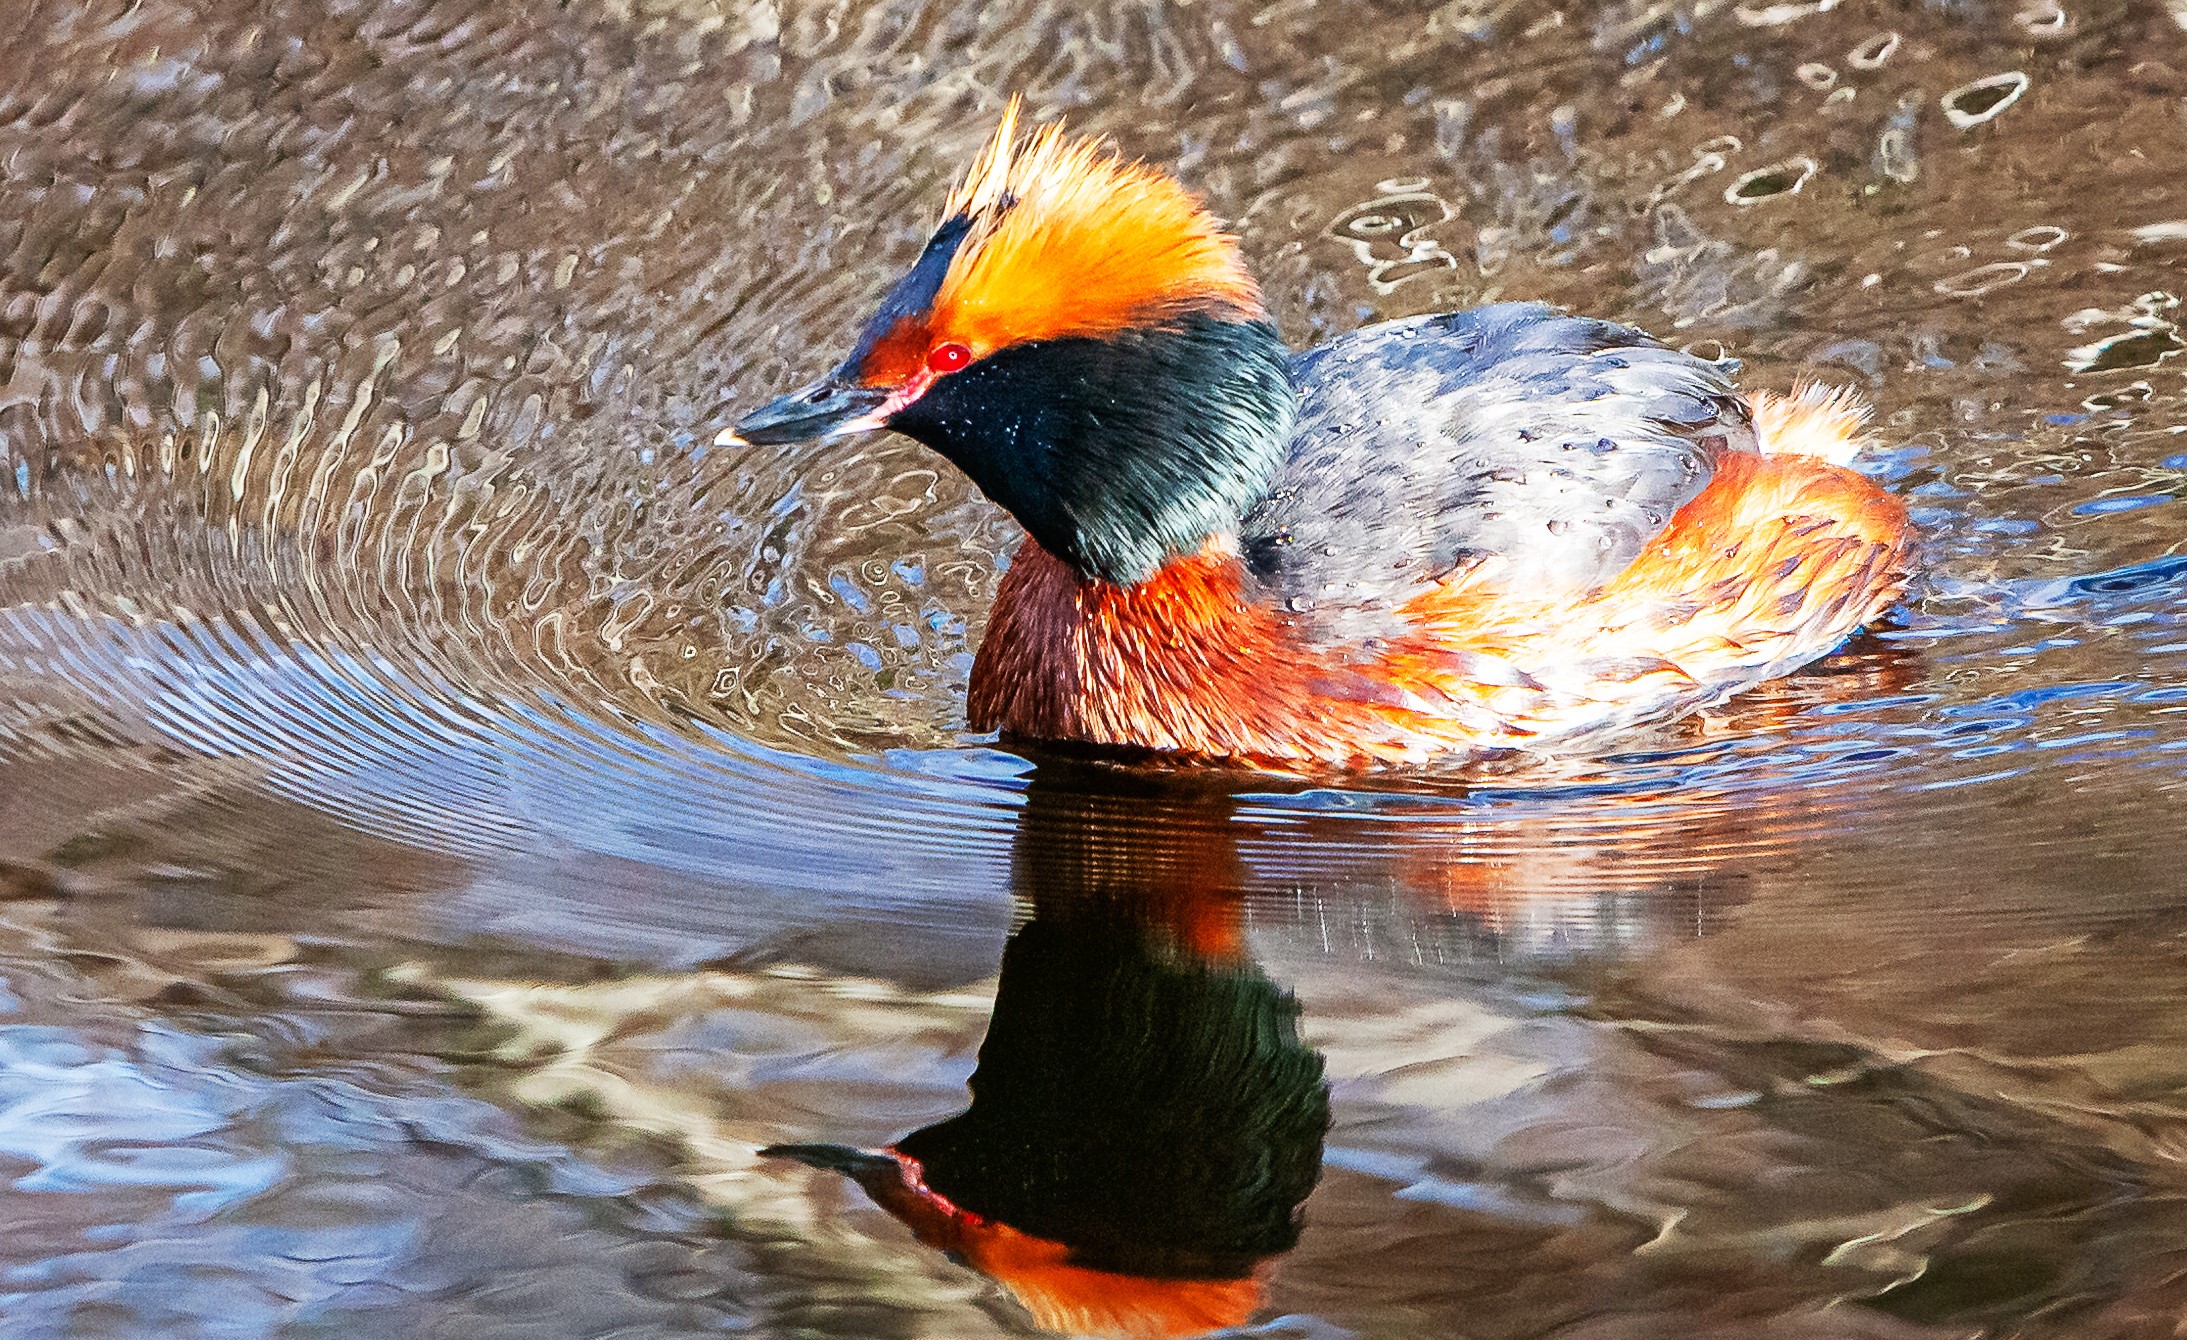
top-left (927, 101), bottom-right (1261, 355)
top-left (969, 435), bottom-right (1913, 771)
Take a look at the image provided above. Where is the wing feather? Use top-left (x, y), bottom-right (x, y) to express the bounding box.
top-left (1242, 303), bottom-right (1754, 637)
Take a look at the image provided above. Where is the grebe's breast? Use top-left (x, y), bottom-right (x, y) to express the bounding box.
top-left (1241, 302), bottom-right (1755, 634)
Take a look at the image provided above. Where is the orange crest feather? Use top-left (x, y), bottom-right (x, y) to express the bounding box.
top-left (930, 99), bottom-right (1263, 353)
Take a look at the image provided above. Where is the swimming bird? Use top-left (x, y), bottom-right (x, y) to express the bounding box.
top-left (732, 102), bottom-right (1913, 770)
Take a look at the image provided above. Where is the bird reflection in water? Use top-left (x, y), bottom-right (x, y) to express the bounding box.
top-left (766, 766), bottom-right (1329, 1339)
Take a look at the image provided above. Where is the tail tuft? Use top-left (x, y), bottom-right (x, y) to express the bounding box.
top-left (1751, 381), bottom-right (1873, 467)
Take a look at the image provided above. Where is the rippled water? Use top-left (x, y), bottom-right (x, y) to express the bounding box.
top-left (5, 0), bottom-right (2187, 1334)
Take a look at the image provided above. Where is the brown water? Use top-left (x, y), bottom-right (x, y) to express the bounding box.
top-left (5, 0), bottom-right (2187, 1334)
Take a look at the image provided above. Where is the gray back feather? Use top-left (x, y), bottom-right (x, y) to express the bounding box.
top-left (1241, 303), bottom-right (1751, 635)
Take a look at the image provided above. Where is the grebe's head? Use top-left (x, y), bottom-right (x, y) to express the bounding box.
top-left (734, 101), bottom-right (1294, 586)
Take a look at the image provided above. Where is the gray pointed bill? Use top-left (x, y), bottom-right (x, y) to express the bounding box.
top-left (720, 374), bottom-right (891, 447)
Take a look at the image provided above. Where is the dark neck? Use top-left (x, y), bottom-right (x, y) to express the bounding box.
top-left (887, 313), bottom-right (1295, 585)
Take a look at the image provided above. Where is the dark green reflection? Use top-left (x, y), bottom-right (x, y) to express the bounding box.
top-left (769, 764), bottom-right (1329, 1337)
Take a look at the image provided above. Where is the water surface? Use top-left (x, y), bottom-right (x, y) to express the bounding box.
top-left (5, 0), bottom-right (2187, 1334)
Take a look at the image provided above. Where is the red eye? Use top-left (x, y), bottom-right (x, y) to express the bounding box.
top-left (925, 343), bottom-right (972, 374)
